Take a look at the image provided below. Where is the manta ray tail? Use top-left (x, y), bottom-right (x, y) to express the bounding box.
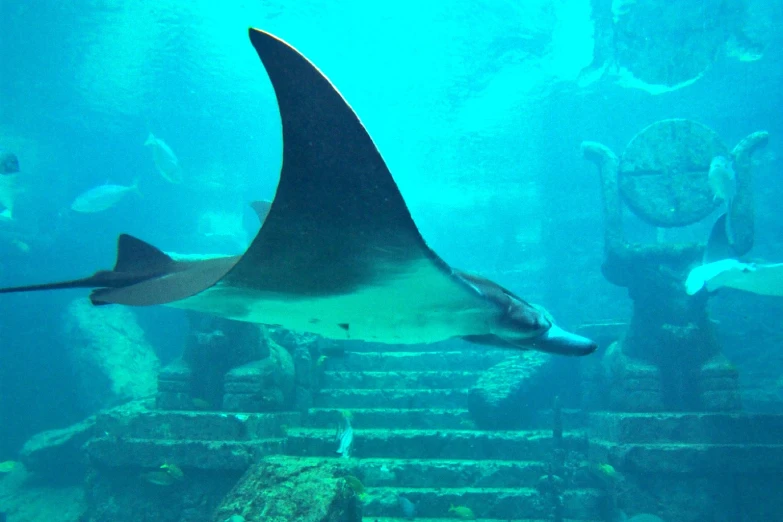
top-left (0, 234), bottom-right (174, 297)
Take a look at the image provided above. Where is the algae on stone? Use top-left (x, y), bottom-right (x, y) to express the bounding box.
top-left (213, 456), bottom-right (361, 522)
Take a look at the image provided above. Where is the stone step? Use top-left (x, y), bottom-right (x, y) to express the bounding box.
top-left (367, 519), bottom-right (602, 522)
top-left (589, 411), bottom-right (783, 445)
top-left (593, 440), bottom-right (783, 474)
top-left (322, 370), bottom-right (481, 389)
top-left (332, 340), bottom-right (462, 353)
top-left (308, 408), bottom-right (474, 430)
top-left (95, 409), bottom-right (298, 441)
top-left (282, 456), bottom-right (547, 488)
top-left (362, 486), bottom-right (603, 519)
top-left (350, 457), bottom-right (546, 488)
top-left (85, 436), bottom-right (285, 471)
top-left (307, 407), bottom-right (586, 431)
top-left (333, 338), bottom-right (493, 353)
top-left (315, 388), bottom-right (469, 409)
top-left (286, 428), bottom-right (587, 460)
top-left (330, 349), bottom-right (511, 372)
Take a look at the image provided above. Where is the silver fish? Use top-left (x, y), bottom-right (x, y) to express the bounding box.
top-left (708, 155), bottom-right (736, 205)
top-left (335, 415), bottom-right (353, 458)
top-left (398, 495), bottom-right (416, 520)
top-left (144, 133), bottom-right (182, 184)
top-left (0, 151), bottom-right (20, 220)
top-left (71, 181), bottom-right (140, 213)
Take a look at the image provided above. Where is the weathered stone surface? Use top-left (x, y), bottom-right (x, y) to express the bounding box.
top-left (85, 404), bottom-right (295, 471)
top-left (96, 406), bottom-right (297, 441)
top-left (589, 411), bottom-right (783, 445)
top-left (85, 436), bottom-right (284, 471)
top-left (343, 456), bottom-right (545, 488)
top-left (223, 341), bottom-right (294, 412)
top-left (263, 326), bottom-right (329, 354)
top-left (294, 346), bottom-right (313, 387)
top-left (20, 415), bottom-right (96, 480)
top-left (184, 315), bottom-right (268, 410)
top-left (287, 427), bottom-right (587, 461)
top-left (467, 353), bottom-right (554, 429)
top-left (213, 456), bottom-right (361, 522)
top-left (82, 467), bottom-right (237, 522)
top-left (618, 119), bottom-right (724, 227)
top-left (156, 358), bottom-right (194, 410)
top-left (602, 342), bottom-right (664, 412)
top-left (360, 485), bottom-right (602, 520)
top-left (318, 387), bottom-right (467, 409)
top-left (63, 298), bottom-right (159, 412)
top-left (308, 407), bottom-right (473, 430)
top-left (322, 369), bottom-right (480, 389)
top-left (294, 386), bottom-right (313, 415)
top-left (594, 440), bottom-right (783, 474)
top-left (333, 348), bottom-right (509, 372)
top-left (699, 355), bottom-right (743, 411)
top-left (613, 2), bottom-right (738, 88)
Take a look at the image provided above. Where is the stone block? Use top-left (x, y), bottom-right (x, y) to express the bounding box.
top-left (20, 415), bottom-right (96, 481)
top-left (212, 456), bottom-right (361, 522)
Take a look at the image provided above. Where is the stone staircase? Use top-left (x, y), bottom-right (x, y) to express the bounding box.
top-left (587, 411), bottom-right (783, 521)
top-left (287, 342), bottom-right (606, 522)
top-left (86, 406), bottom-right (297, 470)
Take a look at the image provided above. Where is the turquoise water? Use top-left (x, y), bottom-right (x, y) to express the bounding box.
top-left (1, 1), bottom-right (782, 521)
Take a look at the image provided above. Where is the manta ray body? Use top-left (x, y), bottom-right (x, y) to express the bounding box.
top-left (0, 29), bottom-right (596, 357)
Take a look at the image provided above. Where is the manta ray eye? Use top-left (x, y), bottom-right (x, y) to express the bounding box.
top-left (496, 297), bottom-right (551, 339)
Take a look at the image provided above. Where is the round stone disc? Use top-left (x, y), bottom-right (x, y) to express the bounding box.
top-left (619, 119), bottom-right (727, 228)
top-left (613, 0), bottom-right (734, 87)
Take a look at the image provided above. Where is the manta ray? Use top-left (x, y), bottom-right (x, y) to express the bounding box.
top-left (0, 29), bottom-right (596, 357)
top-left (686, 212), bottom-right (783, 296)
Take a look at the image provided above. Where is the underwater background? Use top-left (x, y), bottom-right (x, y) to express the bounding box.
top-left (1, 1), bottom-right (783, 521)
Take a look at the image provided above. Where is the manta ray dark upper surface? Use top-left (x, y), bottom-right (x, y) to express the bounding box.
top-left (222, 30), bottom-right (444, 297)
top-left (0, 29), bottom-right (597, 356)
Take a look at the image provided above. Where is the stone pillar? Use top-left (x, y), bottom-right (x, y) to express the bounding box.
top-left (156, 313), bottom-right (267, 411)
top-left (581, 121), bottom-right (767, 412)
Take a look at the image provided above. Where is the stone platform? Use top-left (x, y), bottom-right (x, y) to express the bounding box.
top-left (588, 411), bottom-right (783, 522)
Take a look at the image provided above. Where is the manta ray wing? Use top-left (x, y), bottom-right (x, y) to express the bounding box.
top-left (224, 29), bottom-right (450, 295)
top-left (170, 29), bottom-right (497, 343)
top-left (720, 263), bottom-right (783, 296)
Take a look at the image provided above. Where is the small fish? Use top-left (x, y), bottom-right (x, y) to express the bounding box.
top-left (0, 153), bottom-right (20, 220)
top-left (160, 463), bottom-right (184, 481)
top-left (0, 460), bottom-right (18, 473)
top-left (449, 504), bottom-right (476, 520)
top-left (0, 152), bottom-right (19, 174)
top-left (598, 463), bottom-right (617, 478)
top-left (145, 133), bottom-right (182, 183)
top-left (397, 495), bottom-right (416, 520)
top-left (140, 470), bottom-right (177, 486)
top-left (708, 155), bottom-right (736, 205)
top-left (343, 475), bottom-right (364, 495)
top-left (335, 413), bottom-right (353, 458)
top-left (191, 397), bottom-right (211, 410)
top-left (71, 181), bottom-right (140, 213)
top-left (140, 463), bottom-right (184, 485)
top-left (11, 239), bottom-right (30, 253)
